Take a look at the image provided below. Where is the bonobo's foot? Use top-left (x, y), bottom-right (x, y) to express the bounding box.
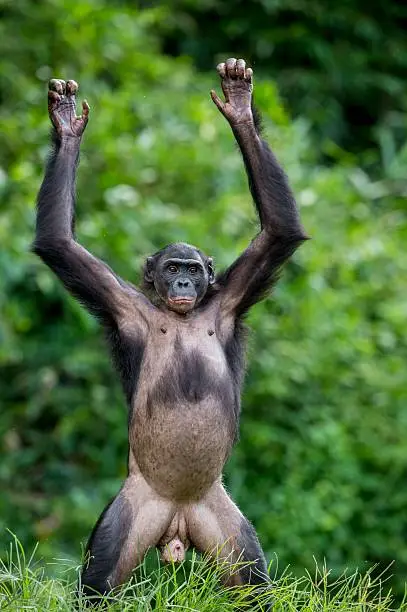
top-left (211, 58), bottom-right (253, 126)
top-left (48, 78), bottom-right (89, 140)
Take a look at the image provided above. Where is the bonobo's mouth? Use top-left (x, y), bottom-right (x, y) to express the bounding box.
top-left (168, 297), bottom-right (196, 312)
top-left (169, 298), bottom-right (195, 305)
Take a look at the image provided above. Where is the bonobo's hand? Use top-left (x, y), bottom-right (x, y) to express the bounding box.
top-left (211, 58), bottom-right (253, 126)
top-left (48, 79), bottom-right (89, 141)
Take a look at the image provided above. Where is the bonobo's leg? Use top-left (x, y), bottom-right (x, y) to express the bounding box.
top-left (186, 482), bottom-right (271, 608)
top-left (81, 473), bottom-right (175, 598)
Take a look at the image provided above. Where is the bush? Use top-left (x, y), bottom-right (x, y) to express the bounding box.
top-left (1, 0), bottom-right (407, 600)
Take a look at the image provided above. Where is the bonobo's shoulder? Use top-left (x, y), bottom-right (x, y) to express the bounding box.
top-left (116, 284), bottom-right (160, 333)
top-left (122, 282), bottom-right (156, 310)
top-left (197, 293), bottom-right (240, 344)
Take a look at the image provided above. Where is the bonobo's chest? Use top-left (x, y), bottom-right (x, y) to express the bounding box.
top-left (147, 311), bottom-right (227, 383)
top-left (132, 306), bottom-right (233, 412)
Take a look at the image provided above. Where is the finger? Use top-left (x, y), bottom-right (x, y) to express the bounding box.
top-left (49, 79), bottom-right (66, 95)
top-left (216, 62), bottom-right (226, 78)
top-left (81, 99), bottom-right (90, 120)
top-left (48, 90), bottom-right (60, 116)
top-left (48, 90), bottom-right (60, 104)
top-left (210, 90), bottom-right (225, 114)
top-left (48, 91), bottom-right (62, 129)
top-left (236, 59), bottom-right (246, 78)
top-left (225, 58), bottom-right (237, 78)
top-left (76, 101), bottom-right (90, 123)
top-left (245, 67), bottom-right (253, 83)
top-left (66, 80), bottom-right (78, 96)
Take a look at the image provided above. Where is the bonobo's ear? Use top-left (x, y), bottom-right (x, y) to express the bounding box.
top-left (207, 257), bottom-right (215, 284)
top-left (144, 256), bottom-right (156, 283)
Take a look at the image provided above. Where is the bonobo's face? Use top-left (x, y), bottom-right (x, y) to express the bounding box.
top-left (144, 243), bottom-right (215, 314)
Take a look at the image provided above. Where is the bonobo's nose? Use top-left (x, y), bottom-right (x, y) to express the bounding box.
top-left (176, 279), bottom-right (191, 288)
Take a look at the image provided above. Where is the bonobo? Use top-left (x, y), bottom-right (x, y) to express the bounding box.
top-left (33, 58), bottom-right (307, 599)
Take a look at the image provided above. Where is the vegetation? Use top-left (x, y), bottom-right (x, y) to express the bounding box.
top-left (0, 537), bottom-right (404, 611)
top-left (157, 0), bottom-right (407, 159)
top-left (1, 0), bottom-right (407, 606)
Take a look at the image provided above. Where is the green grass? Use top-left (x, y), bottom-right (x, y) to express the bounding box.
top-left (0, 536), bottom-right (405, 611)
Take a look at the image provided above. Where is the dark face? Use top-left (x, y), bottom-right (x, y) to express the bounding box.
top-left (144, 243), bottom-right (215, 314)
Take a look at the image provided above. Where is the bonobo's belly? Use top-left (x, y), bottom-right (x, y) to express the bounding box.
top-left (131, 398), bottom-right (235, 501)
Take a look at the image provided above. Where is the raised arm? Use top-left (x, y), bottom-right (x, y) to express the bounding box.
top-left (210, 59), bottom-right (308, 318)
top-left (33, 79), bottom-right (136, 325)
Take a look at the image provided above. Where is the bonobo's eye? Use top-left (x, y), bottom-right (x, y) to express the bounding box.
top-left (189, 266), bottom-right (198, 275)
top-left (167, 264), bottom-right (178, 274)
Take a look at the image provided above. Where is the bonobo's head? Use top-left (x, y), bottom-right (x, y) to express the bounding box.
top-left (143, 243), bottom-right (215, 314)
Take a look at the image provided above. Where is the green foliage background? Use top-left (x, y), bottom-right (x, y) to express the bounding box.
top-left (1, 0), bottom-right (407, 599)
